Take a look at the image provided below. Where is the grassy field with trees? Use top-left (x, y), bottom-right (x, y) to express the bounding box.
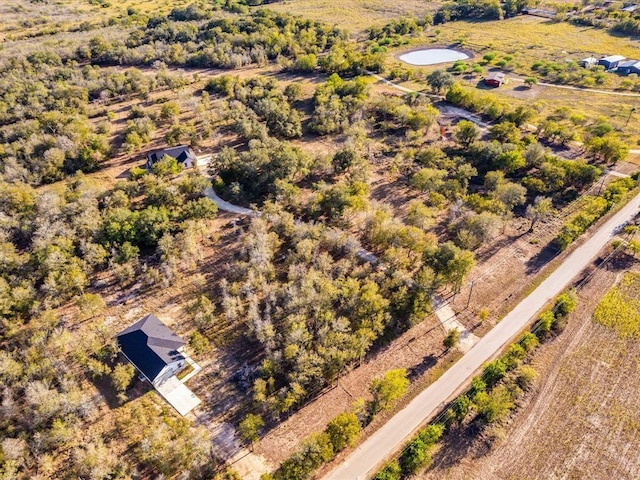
top-left (1, 0), bottom-right (639, 478)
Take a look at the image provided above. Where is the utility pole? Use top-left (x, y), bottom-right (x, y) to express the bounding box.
top-left (596, 171), bottom-right (608, 196)
top-left (466, 281), bottom-right (475, 309)
top-left (625, 107), bottom-right (636, 129)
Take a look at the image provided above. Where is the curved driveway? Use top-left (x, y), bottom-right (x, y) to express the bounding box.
top-left (326, 190), bottom-right (640, 480)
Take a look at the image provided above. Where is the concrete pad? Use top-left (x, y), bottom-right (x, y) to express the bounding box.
top-left (155, 376), bottom-right (201, 416)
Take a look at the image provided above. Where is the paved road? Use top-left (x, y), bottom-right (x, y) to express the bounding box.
top-left (325, 190), bottom-right (640, 480)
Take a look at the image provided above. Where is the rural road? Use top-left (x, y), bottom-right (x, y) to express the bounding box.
top-left (509, 77), bottom-right (640, 97)
top-left (325, 189), bottom-right (640, 480)
top-left (367, 71), bottom-right (490, 128)
top-left (203, 186), bottom-right (257, 216)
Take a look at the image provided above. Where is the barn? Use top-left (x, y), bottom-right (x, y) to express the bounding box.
top-left (578, 57), bottom-right (597, 68)
top-left (617, 60), bottom-right (640, 75)
top-left (484, 72), bottom-right (506, 87)
top-left (598, 55), bottom-right (626, 70)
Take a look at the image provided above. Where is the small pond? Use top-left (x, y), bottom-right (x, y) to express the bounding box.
top-left (399, 48), bottom-right (469, 66)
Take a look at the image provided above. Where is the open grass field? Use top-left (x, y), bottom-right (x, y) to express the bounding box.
top-left (430, 16), bottom-right (640, 64)
top-left (268, 0), bottom-right (434, 31)
top-left (422, 258), bottom-right (640, 480)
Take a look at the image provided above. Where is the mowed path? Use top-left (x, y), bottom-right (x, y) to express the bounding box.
top-left (325, 190), bottom-right (640, 480)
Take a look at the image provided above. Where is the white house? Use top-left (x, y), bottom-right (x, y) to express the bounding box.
top-left (146, 145), bottom-right (197, 170)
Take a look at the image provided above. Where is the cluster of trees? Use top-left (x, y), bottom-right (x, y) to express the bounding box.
top-left (613, 16), bottom-right (640, 36)
top-left (366, 92), bottom-right (439, 134)
top-left (434, 0), bottom-right (506, 23)
top-left (311, 74), bottom-right (370, 135)
top-left (206, 75), bottom-right (303, 139)
top-left (77, 10), bottom-right (347, 70)
top-left (531, 60), bottom-right (612, 88)
top-left (214, 138), bottom-right (311, 201)
top-left (0, 165), bottom-right (219, 477)
top-left (0, 51), bottom-right (195, 186)
top-left (375, 424), bottom-right (444, 479)
top-left (218, 208), bottom-right (474, 418)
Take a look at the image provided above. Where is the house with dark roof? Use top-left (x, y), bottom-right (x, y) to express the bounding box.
top-left (117, 314), bottom-right (187, 385)
top-left (146, 145), bottom-right (197, 170)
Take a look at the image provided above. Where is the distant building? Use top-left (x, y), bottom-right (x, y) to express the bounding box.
top-left (522, 8), bottom-right (557, 17)
top-left (621, 4), bottom-right (637, 12)
top-left (598, 55), bottom-right (626, 70)
top-left (617, 60), bottom-right (640, 75)
top-left (578, 57), bottom-right (598, 68)
top-left (146, 145), bottom-right (197, 170)
top-left (117, 314), bottom-right (187, 386)
top-left (484, 72), bottom-right (506, 87)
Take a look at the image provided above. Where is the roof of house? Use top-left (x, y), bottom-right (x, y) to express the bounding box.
top-left (486, 72), bottom-right (505, 81)
top-left (117, 314), bottom-right (186, 381)
top-left (619, 60), bottom-right (640, 67)
top-left (621, 5), bottom-right (637, 12)
top-left (580, 57), bottom-right (597, 62)
top-left (147, 145), bottom-right (196, 165)
top-left (599, 55), bottom-right (627, 63)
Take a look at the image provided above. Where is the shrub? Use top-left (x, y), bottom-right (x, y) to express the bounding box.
top-left (374, 461), bottom-right (402, 480)
top-left (554, 291), bottom-right (577, 317)
top-left (370, 369), bottom-right (409, 413)
top-left (326, 412), bottom-right (362, 452)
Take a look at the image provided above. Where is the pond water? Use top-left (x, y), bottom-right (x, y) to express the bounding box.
top-left (399, 48), bottom-right (469, 66)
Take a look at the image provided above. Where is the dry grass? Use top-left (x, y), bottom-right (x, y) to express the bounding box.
top-left (594, 272), bottom-right (640, 339)
top-left (268, 0), bottom-right (435, 31)
top-left (432, 16), bottom-right (640, 62)
top-left (423, 261), bottom-right (640, 480)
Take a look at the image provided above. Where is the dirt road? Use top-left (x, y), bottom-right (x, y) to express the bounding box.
top-left (203, 187), bottom-right (257, 216)
top-left (325, 190), bottom-right (640, 480)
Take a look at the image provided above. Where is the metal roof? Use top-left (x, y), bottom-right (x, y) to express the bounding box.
top-left (117, 314), bottom-right (185, 381)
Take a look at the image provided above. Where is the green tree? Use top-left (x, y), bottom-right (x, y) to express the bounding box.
top-left (455, 120), bottom-right (480, 147)
top-left (525, 196), bottom-right (553, 232)
top-left (496, 181), bottom-right (526, 210)
top-left (443, 329), bottom-right (460, 350)
top-left (586, 134), bottom-right (629, 164)
top-left (495, 150), bottom-right (526, 173)
top-left (76, 293), bottom-right (106, 319)
top-left (474, 384), bottom-right (515, 423)
top-left (399, 437), bottom-right (431, 474)
top-left (426, 70), bottom-right (455, 93)
top-left (326, 412), bottom-right (362, 451)
top-left (238, 414), bottom-right (265, 446)
top-left (489, 121), bottom-right (521, 144)
top-left (151, 156), bottom-right (182, 178)
top-left (189, 331), bottom-right (211, 356)
top-left (111, 363), bottom-right (135, 393)
top-left (449, 394), bottom-right (471, 426)
top-left (160, 101), bottom-right (181, 122)
top-left (374, 460), bottom-right (402, 480)
top-left (370, 368), bottom-right (409, 413)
